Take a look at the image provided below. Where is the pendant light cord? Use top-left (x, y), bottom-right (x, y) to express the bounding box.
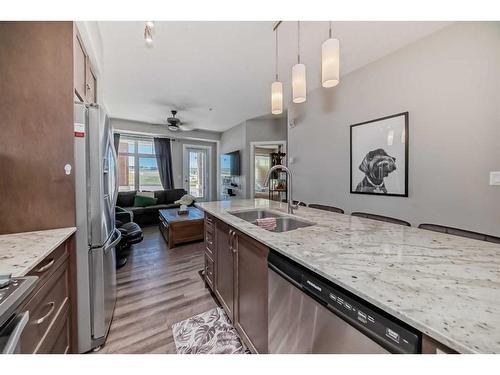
top-left (297, 21), bottom-right (301, 64)
top-left (275, 28), bottom-right (279, 81)
top-left (329, 21), bottom-right (332, 38)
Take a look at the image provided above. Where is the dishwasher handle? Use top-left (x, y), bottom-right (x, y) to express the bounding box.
top-left (268, 262), bottom-right (302, 290)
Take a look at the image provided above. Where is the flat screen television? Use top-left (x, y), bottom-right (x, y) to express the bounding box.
top-left (221, 150), bottom-right (240, 176)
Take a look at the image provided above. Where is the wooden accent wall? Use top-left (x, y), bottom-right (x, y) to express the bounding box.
top-left (0, 22), bottom-right (75, 234)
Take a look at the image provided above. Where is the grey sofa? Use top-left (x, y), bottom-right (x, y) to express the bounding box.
top-left (116, 189), bottom-right (188, 227)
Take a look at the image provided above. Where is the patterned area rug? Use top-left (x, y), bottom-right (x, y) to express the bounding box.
top-left (172, 307), bottom-right (250, 354)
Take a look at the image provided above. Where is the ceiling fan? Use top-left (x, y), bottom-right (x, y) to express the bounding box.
top-left (165, 110), bottom-right (194, 132)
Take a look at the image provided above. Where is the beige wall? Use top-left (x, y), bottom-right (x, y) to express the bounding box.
top-left (288, 22), bottom-right (500, 236)
top-left (220, 116), bottom-right (287, 198)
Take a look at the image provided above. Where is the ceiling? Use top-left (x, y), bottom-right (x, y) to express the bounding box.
top-left (98, 21), bottom-right (451, 132)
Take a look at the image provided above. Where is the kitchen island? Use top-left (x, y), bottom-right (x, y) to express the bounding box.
top-left (196, 199), bottom-right (500, 354)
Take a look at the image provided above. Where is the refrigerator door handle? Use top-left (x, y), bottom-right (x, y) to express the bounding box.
top-left (104, 228), bottom-right (121, 255)
top-left (110, 135), bottom-right (119, 209)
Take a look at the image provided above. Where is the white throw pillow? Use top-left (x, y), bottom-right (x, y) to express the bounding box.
top-left (175, 194), bottom-right (195, 206)
top-left (137, 191), bottom-right (155, 198)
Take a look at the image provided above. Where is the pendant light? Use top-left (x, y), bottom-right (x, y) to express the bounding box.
top-left (144, 23), bottom-right (154, 46)
top-left (321, 21), bottom-right (340, 88)
top-left (271, 26), bottom-right (283, 115)
top-left (292, 21), bottom-right (306, 103)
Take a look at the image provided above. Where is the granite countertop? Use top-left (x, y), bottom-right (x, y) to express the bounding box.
top-left (0, 227), bottom-right (76, 277)
top-left (196, 199), bottom-right (500, 354)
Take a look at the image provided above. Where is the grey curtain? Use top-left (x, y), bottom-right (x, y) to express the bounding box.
top-left (113, 133), bottom-right (120, 154)
top-left (154, 137), bottom-right (174, 190)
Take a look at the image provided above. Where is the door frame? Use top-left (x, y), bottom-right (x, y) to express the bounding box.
top-left (182, 143), bottom-right (213, 201)
top-left (249, 141), bottom-right (287, 200)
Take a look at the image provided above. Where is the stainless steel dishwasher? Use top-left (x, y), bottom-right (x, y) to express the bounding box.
top-left (268, 251), bottom-right (421, 354)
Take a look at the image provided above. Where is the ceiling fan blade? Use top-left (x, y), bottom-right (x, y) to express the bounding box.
top-left (179, 125), bottom-right (195, 132)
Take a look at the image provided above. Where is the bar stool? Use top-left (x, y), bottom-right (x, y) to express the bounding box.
top-left (351, 212), bottom-right (411, 226)
top-left (308, 204), bottom-right (344, 214)
top-left (418, 223), bottom-right (500, 244)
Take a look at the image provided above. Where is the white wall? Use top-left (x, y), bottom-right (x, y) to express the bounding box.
top-left (288, 22), bottom-right (500, 236)
top-left (111, 118), bottom-right (221, 142)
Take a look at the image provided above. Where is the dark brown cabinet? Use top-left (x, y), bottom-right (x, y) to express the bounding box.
top-left (74, 33), bottom-right (86, 101)
top-left (74, 29), bottom-right (97, 104)
top-left (18, 236), bottom-right (74, 353)
top-left (206, 216), bottom-right (269, 353)
top-left (85, 62), bottom-right (97, 103)
top-left (204, 213), bottom-right (216, 289)
top-left (233, 230), bottom-right (269, 353)
top-left (214, 220), bottom-right (235, 322)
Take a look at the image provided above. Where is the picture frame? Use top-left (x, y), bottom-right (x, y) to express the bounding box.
top-left (350, 112), bottom-right (409, 197)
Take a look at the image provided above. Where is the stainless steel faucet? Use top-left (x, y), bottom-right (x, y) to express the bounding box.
top-left (264, 164), bottom-right (299, 214)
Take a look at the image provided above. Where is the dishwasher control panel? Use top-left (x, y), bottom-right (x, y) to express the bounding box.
top-left (301, 270), bottom-right (421, 353)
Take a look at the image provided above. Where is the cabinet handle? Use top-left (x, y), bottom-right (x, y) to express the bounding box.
top-left (229, 230), bottom-right (232, 250)
top-left (36, 259), bottom-right (55, 273)
top-left (231, 232), bottom-right (237, 254)
top-left (36, 302), bottom-right (55, 325)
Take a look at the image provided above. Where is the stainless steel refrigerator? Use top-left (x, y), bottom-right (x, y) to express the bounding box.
top-left (74, 102), bottom-right (121, 353)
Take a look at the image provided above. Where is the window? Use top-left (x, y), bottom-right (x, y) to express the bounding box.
top-left (118, 137), bottom-right (162, 191)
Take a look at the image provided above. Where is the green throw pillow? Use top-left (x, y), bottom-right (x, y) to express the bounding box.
top-left (134, 195), bottom-right (158, 207)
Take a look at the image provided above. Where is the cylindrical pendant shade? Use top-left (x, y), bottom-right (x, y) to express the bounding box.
top-left (321, 38), bottom-right (340, 88)
top-left (292, 63), bottom-right (307, 103)
top-left (271, 81), bottom-right (283, 115)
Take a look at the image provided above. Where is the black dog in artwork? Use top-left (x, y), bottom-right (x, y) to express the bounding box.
top-left (355, 148), bottom-right (396, 194)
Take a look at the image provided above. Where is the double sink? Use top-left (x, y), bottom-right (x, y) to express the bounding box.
top-left (228, 209), bottom-right (315, 233)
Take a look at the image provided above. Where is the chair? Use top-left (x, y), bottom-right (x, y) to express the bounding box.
top-left (351, 212), bottom-right (411, 227)
top-left (418, 223), bottom-right (500, 244)
top-left (292, 200), bottom-right (307, 207)
top-left (308, 204), bottom-right (344, 214)
top-left (115, 207), bottom-right (144, 268)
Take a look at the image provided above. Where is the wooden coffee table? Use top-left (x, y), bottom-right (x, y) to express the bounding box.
top-left (159, 207), bottom-right (204, 248)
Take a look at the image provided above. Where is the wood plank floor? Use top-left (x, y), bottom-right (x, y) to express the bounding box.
top-left (98, 225), bottom-right (218, 354)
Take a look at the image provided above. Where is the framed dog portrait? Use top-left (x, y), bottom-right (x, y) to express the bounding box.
top-left (350, 112), bottom-right (409, 197)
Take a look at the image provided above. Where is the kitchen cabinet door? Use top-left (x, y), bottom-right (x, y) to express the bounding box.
top-left (215, 220), bottom-right (234, 321)
top-left (73, 33), bottom-right (86, 101)
top-left (85, 61), bottom-right (97, 103)
top-left (234, 230), bottom-right (269, 353)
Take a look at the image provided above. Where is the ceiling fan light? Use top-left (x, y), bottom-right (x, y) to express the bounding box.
top-left (271, 81), bottom-right (283, 115)
top-left (145, 21), bottom-right (155, 28)
top-left (168, 124), bottom-right (179, 132)
top-left (292, 63), bottom-right (306, 104)
top-left (322, 38), bottom-right (340, 88)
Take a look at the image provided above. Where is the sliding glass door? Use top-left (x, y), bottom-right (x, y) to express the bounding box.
top-left (183, 146), bottom-right (210, 201)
